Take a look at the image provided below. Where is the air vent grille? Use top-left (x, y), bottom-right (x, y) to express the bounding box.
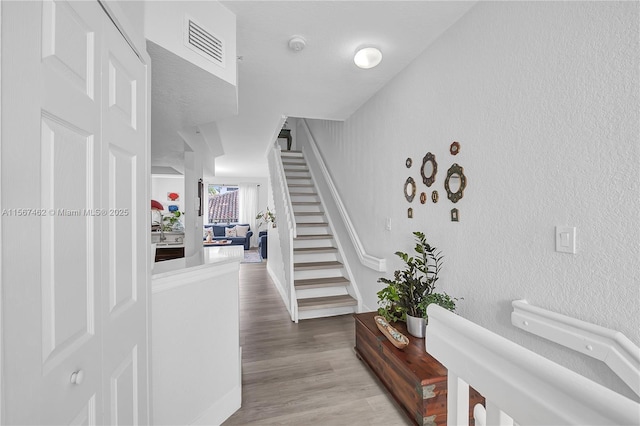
top-left (186, 19), bottom-right (224, 66)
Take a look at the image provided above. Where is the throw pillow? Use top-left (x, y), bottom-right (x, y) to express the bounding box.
top-left (213, 225), bottom-right (226, 237)
top-left (235, 225), bottom-right (250, 238)
top-left (225, 227), bottom-right (237, 237)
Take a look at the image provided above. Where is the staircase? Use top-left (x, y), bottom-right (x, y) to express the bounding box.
top-left (281, 150), bottom-right (358, 320)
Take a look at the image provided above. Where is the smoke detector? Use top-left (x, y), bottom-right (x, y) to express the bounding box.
top-left (288, 36), bottom-right (306, 52)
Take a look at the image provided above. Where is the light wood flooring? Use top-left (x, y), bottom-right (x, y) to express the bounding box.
top-left (223, 263), bottom-right (410, 425)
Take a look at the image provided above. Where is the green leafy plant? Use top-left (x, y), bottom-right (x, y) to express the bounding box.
top-left (162, 210), bottom-right (183, 231)
top-left (377, 231), bottom-right (457, 322)
top-left (255, 206), bottom-right (276, 228)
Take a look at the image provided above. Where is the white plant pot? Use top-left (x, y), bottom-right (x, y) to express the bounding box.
top-left (406, 314), bottom-right (426, 338)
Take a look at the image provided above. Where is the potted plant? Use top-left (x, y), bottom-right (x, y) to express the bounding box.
top-left (377, 231), bottom-right (458, 338)
top-left (162, 210), bottom-right (184, 232)
top-left (255, 207), bottom-right (276, 229)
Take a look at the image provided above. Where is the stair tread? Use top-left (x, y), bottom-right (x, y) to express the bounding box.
top-left (294, 260), bottom-right (343, 270)
top-left (284, 168), bottom-right (309, 171)
top-left (294, 246), bottom-right (337, 253)
top-left (295, 234), bottom-right (333, 240)
top-left (289, 192), bottom-right (318, 196)
top-left (292, 201), bottom-right (321, 205)
top-left (297, 295), bottom-right (357, 311)
top-left (288, 184), bottom-right (315, 187)
top-left (295, 212), bottom-right (325, 216)
top-left (295, 277), bottom-right (350, 290)
top-left (296, 222), bottom-right (329, 227)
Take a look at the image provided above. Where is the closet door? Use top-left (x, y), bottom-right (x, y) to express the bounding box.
top-left (100, 9), bottom-right (150, 426)
top-left (0, 1), bottom-right (149, 423)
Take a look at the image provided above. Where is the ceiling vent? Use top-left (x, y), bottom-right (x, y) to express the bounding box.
top-left (184, 16), bottom-right (225, 68)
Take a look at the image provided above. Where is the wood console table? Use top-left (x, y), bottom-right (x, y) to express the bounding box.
top-left (354, 312), bottom-right (483, 426)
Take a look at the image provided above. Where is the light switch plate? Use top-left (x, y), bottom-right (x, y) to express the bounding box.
top-left (555, 226), bottom-right (576, 254)
top-left (385, 217), bottom-right (391, 231)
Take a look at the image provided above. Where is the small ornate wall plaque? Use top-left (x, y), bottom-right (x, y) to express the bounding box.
top-left (451, 208), bottom-right (459, 222)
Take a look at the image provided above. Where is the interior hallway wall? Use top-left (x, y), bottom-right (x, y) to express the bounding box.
top-left (306, 1), bottom-right (639, 399)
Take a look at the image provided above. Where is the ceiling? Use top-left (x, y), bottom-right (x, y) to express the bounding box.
top-left (150, 1), bottom-right (477, 178)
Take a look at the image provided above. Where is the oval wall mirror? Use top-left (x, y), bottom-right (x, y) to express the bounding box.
top-left (404, 177), bottom-right (416, 202)
top-left (421, 152), bottom-right (437, 187)
top-left (445, 163), bottom-right (467, 203)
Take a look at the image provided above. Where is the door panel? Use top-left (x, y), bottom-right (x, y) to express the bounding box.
top-left (40, 114), bottom-right (96, 371)
top-left (110, 346), bottom-right (139, 425)
top-left (101, 9), bottom-right (149, 426)
top-left (109, 145), bottom-right (136, 315)
top-left (69, 395), bottom-right (97, 426)
top-left (41, 0), bottom-right (95, 98)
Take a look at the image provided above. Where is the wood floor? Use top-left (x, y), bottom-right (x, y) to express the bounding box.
top-left (223, 263), bottom-right (410, 425)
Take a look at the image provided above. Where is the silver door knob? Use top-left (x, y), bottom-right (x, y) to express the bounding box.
top-left (70, 370), bottom-right (84, 385)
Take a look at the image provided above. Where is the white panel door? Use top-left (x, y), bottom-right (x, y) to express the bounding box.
top-left (100, 12), bottom-right (149, 426)
top-left (0, 1), bottom-right (148, 424)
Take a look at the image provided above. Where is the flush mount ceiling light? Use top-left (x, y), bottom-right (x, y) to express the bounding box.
top-left (354, 47), bottom-right (382, 69)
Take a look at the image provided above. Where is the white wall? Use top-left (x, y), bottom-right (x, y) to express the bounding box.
top-left (307, 1), bottom-right (639, 399)
top-left (152, 260), bottom-right (241, 425)
top-left (151, 175), bottom-right (185, 212)
top-left (145, 0), bottom-right (236, 86)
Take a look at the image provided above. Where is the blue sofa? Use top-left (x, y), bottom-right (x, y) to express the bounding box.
top-left (204, 223), bottom-right (253, 250)
top-left (258, 231), bottom-right (267, 259)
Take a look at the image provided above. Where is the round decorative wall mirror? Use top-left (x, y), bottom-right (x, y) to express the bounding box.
top-left (420, 192), bottom-right (427, 204)
top-left (445, 163), bottom-right (467, 203)
top-left (404, 177), bottom-right (416, 202)
top-left (421, 152), bottom-right (437, 187)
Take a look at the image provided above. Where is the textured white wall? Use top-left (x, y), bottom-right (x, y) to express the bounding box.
top-left (151, 175), bottom-right (184, 212)
top-left (307, 1), bottom-right (639, 399)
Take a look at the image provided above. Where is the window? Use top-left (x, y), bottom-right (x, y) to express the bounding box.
top-left (207, 185), bottom-right (239, 223)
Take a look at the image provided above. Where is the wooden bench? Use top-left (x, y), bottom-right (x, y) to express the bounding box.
top-left (354, 312), bottom-right (483, 426)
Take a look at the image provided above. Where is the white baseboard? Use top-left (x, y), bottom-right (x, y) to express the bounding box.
top-left (266, 263), bottom-right (292, 317)
top-left (190, 385), bottom-right (241, 426)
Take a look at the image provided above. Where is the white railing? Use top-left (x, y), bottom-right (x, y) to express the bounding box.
top-left (426, 304), bottom-right (640, 426)
top-left (299, 119), bottom-right (386, 273)
top-left (511, 299), bottom-right (640, 398)
top-left (267, 143), bottom-right (297, 321)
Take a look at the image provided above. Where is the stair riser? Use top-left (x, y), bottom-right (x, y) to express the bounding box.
top-left (293, 205), bottom-right (323, 213)
top-left (290, 195), bottom-right (319, 203)
top-left (286, 179), bottom-right (313, 186)
top-left (298, 306), bottom-right (356, 320)
top-left (281, 154), bottom-right (304, 159)
top-left (283, 164), bottom-right (308, 171)
top-left (296, 286), bottom-right (348, 299)
top-left (294, 268), bottom-right (345, 280)
top-left (294, 252), bottom-right (339, 263)
top-left (287, 186), bottom-right (316, 194)
top-left (293, 238), bottom-right (334, 249)
top-left (285, 172), bottom-right (311, 179)
top-left (296, 226), bottom-right (331, 235)
top-left (294, 215), bottom-right (326, 223)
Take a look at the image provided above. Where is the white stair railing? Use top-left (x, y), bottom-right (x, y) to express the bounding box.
top-left (267, 143), bottom-right (297, 321)
top-left (511, 299), bottom-right (640, 398)
top-left (426, 304), bottom-right (640, 426)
